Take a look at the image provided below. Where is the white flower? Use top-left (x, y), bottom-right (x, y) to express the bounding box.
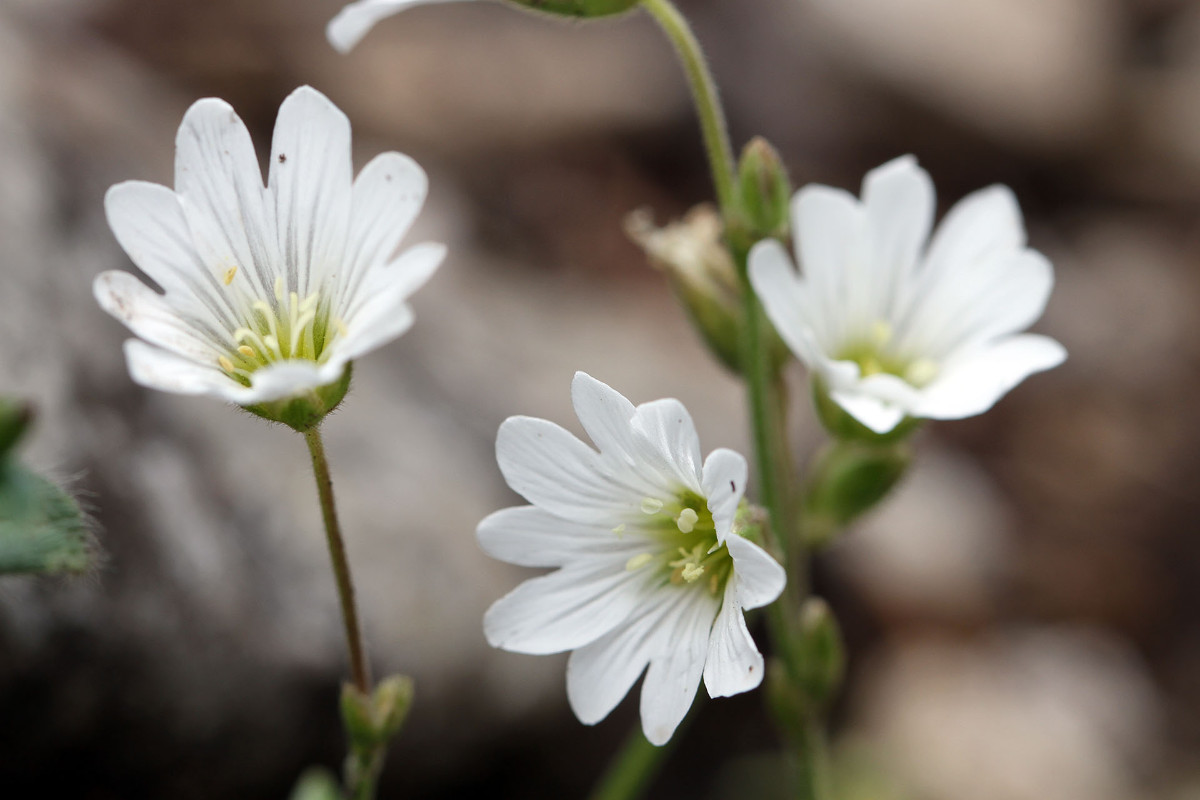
top-left (328, 0), bottom-right (471, 54)
top-left (95, 86), bottom-right (444, 407)
top-left (749, 155), bottom-right (1066, 434)
top-left (478, 372), bottom-right (786, 745)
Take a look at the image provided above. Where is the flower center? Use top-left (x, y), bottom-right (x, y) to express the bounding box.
top-left (623, 490), bottom-right (734, 597)
top-left (216, 273), bottom-right (347, 385)
top-left (836, 319), bottom-right (938, 387)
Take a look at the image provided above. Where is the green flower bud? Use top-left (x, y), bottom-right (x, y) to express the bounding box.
top-left (627, 206), bottom-right (744, 372)
top-left (628, 206), bottom-right (790, 375)
top-left (340, 673), bottom-right (415, 751)
top-left (795, 597), bottom-right (845, 707)
top-left (802, 437), bottom-right (911, 548)
top-left (289, 768), bottom-right (341, 800)
top-left (505, 0), bottom-right (639, 17)
top-left (732, 137), bottom-right (792, 244)
top-left (242, 364), bottom-right (352, 433)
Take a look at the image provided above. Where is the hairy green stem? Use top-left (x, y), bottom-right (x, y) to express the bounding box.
top-left (640, 0), bottom-right (737, 215)
top-left (304, 426), bottom-right (372, 694)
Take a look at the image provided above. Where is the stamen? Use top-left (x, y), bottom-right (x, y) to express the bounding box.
top-left (274, 276), bottom-right (285, 302)
top-left (905, 358), bottom-right (938, 386)
top-left (680, 563), bottom-right (705, 583)
top-left (223, 265), bottom-right (238, 286)
top-left (870, 320), bottom-right (893, 347)
top-left (676, 508), bottom-right (699, 533)
top-left (625, 553), bottom-right (654, 572)
top-left (640, 497), bottom-right (664, 514)
top-left (237, 345), bottom-right (255, 358)
top-left (217, 355), bottom-right (235, 372)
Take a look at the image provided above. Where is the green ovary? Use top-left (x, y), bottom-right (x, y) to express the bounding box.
top-left (627, 490), bottom-right (734, 597)
top-left (836, 320), bottom-right (938, 387)
top-left (216, 276), bottom-right (346, 386)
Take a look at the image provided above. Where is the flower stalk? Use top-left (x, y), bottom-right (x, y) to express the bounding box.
top-left (640, 0), bottom-right (736, 217)
top-left (305, 425), bottom-right (372, 695)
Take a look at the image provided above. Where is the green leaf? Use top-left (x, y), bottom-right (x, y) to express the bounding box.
top-left (0, 460), bottom-right (92, 576)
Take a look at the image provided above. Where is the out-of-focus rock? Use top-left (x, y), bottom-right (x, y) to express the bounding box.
top-left (828, 448), bottom-right (1011, 624)
top-left (804, 0), bottom-right (1121, 151)
top-left (854, 630), bottom-right (1163, 800)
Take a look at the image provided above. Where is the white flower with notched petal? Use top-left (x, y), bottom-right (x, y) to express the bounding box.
top-left (96, 86), bottom-right (443, 410)
top-left (749, 155), bottom-right (1066, 434)
top-left (479, 372), bottom-right (786, 746)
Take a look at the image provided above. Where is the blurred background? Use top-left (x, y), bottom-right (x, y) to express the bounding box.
top-left (1, 0), bottom-right (1198, 797)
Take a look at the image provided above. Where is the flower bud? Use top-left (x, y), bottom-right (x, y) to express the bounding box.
top-left (505, 0), bottom-right (639, 17)
top-left (242, 365), bottom-right (352, 433)
top-left (795, 597), bottom-right (845, 707)
top-left (732, 137), bottom-right (792, 245)
top-left (340, 674), bottom-right (415, 751)
top-left (627, 205), bottom-right (744, 372)
top-left (801, 436), bottom-right (911, 548)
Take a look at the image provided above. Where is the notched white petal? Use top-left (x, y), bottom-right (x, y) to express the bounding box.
top-left (700, 448), bottom-right (747, 543)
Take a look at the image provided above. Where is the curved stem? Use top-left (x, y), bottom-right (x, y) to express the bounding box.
top-left (640, 0), bottom-right (737, 215)
top-left (304, 425), bottom-right (372, 694)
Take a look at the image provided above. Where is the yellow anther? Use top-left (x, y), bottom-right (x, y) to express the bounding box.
top-left (263, 335), bottom-right (279, 350)
top-left (237, 345), bottom-right (255, 358)
top-left (274, 276), bottom-right (285, 301)
top-left (640, 497), bottom-right (664, 514)
top-left (905, 358), bottom-right (938, 386)
top-left (217, 355), bottom-right (235, 372)
top-left (870, 320), bottom-right (893, 346)
top-left (680, 563), bottom-right (705, 583)
top-left (676, 508), bottom-right (699, 534)
top-left (625, 553), bottom-right (654, 572)
top-left (222, 265), bottom-right (238, 286)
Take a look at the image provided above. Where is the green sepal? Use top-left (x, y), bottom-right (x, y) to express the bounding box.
top-left (242, 364), bottom-right (352, 433)
top-left (732, 137), bottom-right (791, 244)
top-left (0, 460), bottom-right (93, 576)
top-left (801, 437), bottom-right (911, 548)
top-left (503, 0), bottom-right (639, 18)
top-left (289, 768), bottom-right (342, 800)
top-left (811, 376), bottom-right (922, 444)
top-left (794, 597), bottom-right (845, 708)
top-left (340, 674), bottom-right (415, 752)
top-left (0, 398), bottom-right (33, 457)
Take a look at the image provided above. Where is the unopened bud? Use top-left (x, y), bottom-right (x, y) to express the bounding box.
top-left (733, 137), bottom-right (791, 243)
top-left (340, 674), bottom-right (415, 751)
top-left (802, 436), bottom-right (911, 548)
top-left (506, 0), bottom-right (639, 17)
top-left (796, 597), bottom-right (845, 706)
top-left (627, 205), bottom-right (744, 372)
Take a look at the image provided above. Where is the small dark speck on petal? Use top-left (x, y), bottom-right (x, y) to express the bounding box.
top-left (384, 173), bottom-right (392, 182)
top-left (730, 481), bottom-right (736, 491)
top-left (278, 153), bottom-right (287, 164)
